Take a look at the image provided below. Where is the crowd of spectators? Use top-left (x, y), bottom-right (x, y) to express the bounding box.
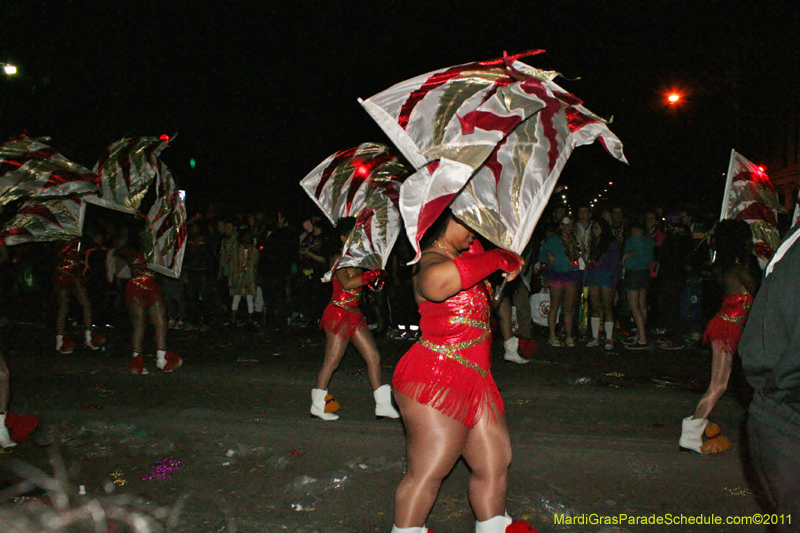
top-left (0, 202), bottom-right (421, 341)
top-left (526, 199), bottom-right (748, 351)
top-left (0, 197), bottom-right (791, 351)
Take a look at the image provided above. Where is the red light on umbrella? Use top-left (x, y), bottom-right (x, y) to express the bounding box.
top-left (354, 164), bottom-right (370, 178)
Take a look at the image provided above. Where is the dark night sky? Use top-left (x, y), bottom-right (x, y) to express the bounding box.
top-left (2, 1), bottom-right (798, 216)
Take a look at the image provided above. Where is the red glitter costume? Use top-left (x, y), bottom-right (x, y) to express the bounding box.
top-left (53, 239), bottom-right (85, 290)
top-left (393, 279), bottom-right (503, 428)
top-left (702, 290), bottom-right (754, 353)
top-left (319, 279), bottom-right (367, 340)
top-left (120, 248), bottom-right (162, 308)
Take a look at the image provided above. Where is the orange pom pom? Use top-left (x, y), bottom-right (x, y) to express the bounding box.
top-left (704, 421), bottom-right (721, 439)
top-left (700, 435), bottom-right (731, 455)
top-left (324, 395), bottom-right (341, 413)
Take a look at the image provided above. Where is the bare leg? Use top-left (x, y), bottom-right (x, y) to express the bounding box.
top-left (495, 296), bottom-right (513, 341)
top-left (693, 341), bottom-right (733, 420)
top-left (350, 327), bottom-right (382, 390)
top-left (393, 392), bottom-right (469, 528)
top-left (588, 286), bottom-right (602, 318)
top-left (315, 331), bottom-right (349, 390)
top-left (127, 299), bottom-right (147, 354)
top-left (72, 282), bottom-right (93, 330)
top-left (148, 297), bottom-right (168, 350)
top-left (462, 402), bottom-right (511, 521)
top-left (601, 287), bottom-right (615, 323)
top-left (55, 289), bottom-right (69, 335)
top-left (638, 290), bottom-right (649, 331)
top-left (548, 285), bottom-right (564, 341)
top-left (627, 289), bottom-right (647, 343)
top-left (0, 353), bottom-right (10, 412)
top-left (562, 283), bottom-right (579, 341)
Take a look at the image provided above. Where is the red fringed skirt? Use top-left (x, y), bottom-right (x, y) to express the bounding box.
top-left (393, 340), bottom-right (503, 429)
top-left (702, 291), bottom-right (754, 354)
top-left (319, 280), bottom-right (366, 340)
top-left (320, 303), bottom-right (366, 339)
top-left (125, 277), bottom-right (163, 308)
top-left (53, 272), bottom-right (85, 291)
top-left (393, 282), bottom-right (504, 429)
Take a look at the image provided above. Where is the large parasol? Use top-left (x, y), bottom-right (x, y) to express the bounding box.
top-left (300, 142), bottom-right (412, 281)
top-left (85, 137), bottom-right (187, 278)
top-left (359, 52), bottom-right (627, 262)
top-left (719, 149), bottom-right (783, 267)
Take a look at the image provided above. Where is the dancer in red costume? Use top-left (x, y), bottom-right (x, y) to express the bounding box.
top-left (679, 219), bottom-right (759, 454)
top-left (311, 219), bottom-right (400, 421)
top-left (115, 221), bottom-right (183, 376)
top-left (53, 239), bottom-right (105, 354)
top-left (390, 212), bottom-right (537, 533)
top-left (0, 351), bottom-right (39, 448)
top-left (0, 352), bottom-right (15, 448)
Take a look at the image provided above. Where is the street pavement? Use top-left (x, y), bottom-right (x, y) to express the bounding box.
top-left (0, 320), bottom-right (767, 532)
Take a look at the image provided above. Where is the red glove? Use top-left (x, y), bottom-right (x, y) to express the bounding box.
top-left (452, 249), bottom-right (521, 289)
top-left (463, 237), bottom-right (485, 256)
top-left (360, 269), bottom-right (386, 286)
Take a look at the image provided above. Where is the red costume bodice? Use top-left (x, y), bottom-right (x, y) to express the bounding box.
top-left (393, 280), bottom-right (503, 428)
top-left (329, 279), bottom-right (361, 310)
top-left (319, 279), bottom-right (366, 340)
top-left (416, 280), bottom-right (493, 376)
top-left (120, 247), bottom-right (161, 307)
top-left (703, 289), bottom-right (754, 353)
top-left (53, 239), bottom-right (85, 289)
top-left (716, 291), bottom-right (754, 326)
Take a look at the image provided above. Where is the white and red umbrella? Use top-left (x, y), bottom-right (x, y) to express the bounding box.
top-left (0, 136), bottom-right (98, 245)
top-left (300, 142), bottom-right (412, 281)
top-left (87, 137), bottom-right (187, 278)
top-left (719, 149), bottom-right (783, 267)
top-left (359, 52), bottom-right (627, 261)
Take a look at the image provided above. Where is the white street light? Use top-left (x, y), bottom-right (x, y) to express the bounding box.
top-left (2, 64), bottom-right (18, 76)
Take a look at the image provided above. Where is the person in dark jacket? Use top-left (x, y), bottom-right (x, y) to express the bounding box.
top-left (739, 222), bottom-right (800, 531)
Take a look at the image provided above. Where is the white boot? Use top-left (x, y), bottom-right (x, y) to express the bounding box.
top-left (390, 526), bottom-right (428, 533)
top-left (503, 337), bottom-right (530, 364)
top-left (310, 388), bottom-right (339, 421)
top-left (0, 414), bottom-right (17, 448)
top-left (679, 416), bottom-right (707, 453)
top-left (374, 384), bottom-right (400, 419)
top-left (476, 513), bottom-right (512, 533)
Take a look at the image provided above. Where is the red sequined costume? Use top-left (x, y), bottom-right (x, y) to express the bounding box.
top-left (53, 239), bottom-right (85, 290)
top-left (702, 290), bottom-right (754, 353)
top-left (319, 280), bottom-right (367, 340)
top-left (393, 279), bottom-right (503, 428)
top-left (120, 248), bottom-right (162, 308)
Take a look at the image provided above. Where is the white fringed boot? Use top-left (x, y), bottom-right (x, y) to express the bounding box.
top-left (310, 388), bottom-right (339, 421)
top-left (374, 384), bottom-right (400, 419)
top-left (0, 413), bottom-right (16, 448)
top-left (679, 416), bottom-right (707, 453)
top-left (503, 337), bottom-right (530, 364)
top-left (476, 513), bottom-right (512, 533)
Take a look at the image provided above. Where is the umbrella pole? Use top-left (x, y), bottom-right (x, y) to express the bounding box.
top-left (493, 276), bottom-right (509, 303)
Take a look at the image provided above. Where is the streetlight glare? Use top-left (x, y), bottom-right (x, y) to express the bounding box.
top-left (3, 64), bottom-right (17, 75)
top-left (667, 92), bottom-right (681, 104)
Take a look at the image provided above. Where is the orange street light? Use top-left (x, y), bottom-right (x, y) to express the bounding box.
top-left (667, 92), bottom-right (682, 105)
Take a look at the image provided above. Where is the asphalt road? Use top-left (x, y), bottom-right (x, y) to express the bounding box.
top-left (0, 320), bottom-right (767, 532)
